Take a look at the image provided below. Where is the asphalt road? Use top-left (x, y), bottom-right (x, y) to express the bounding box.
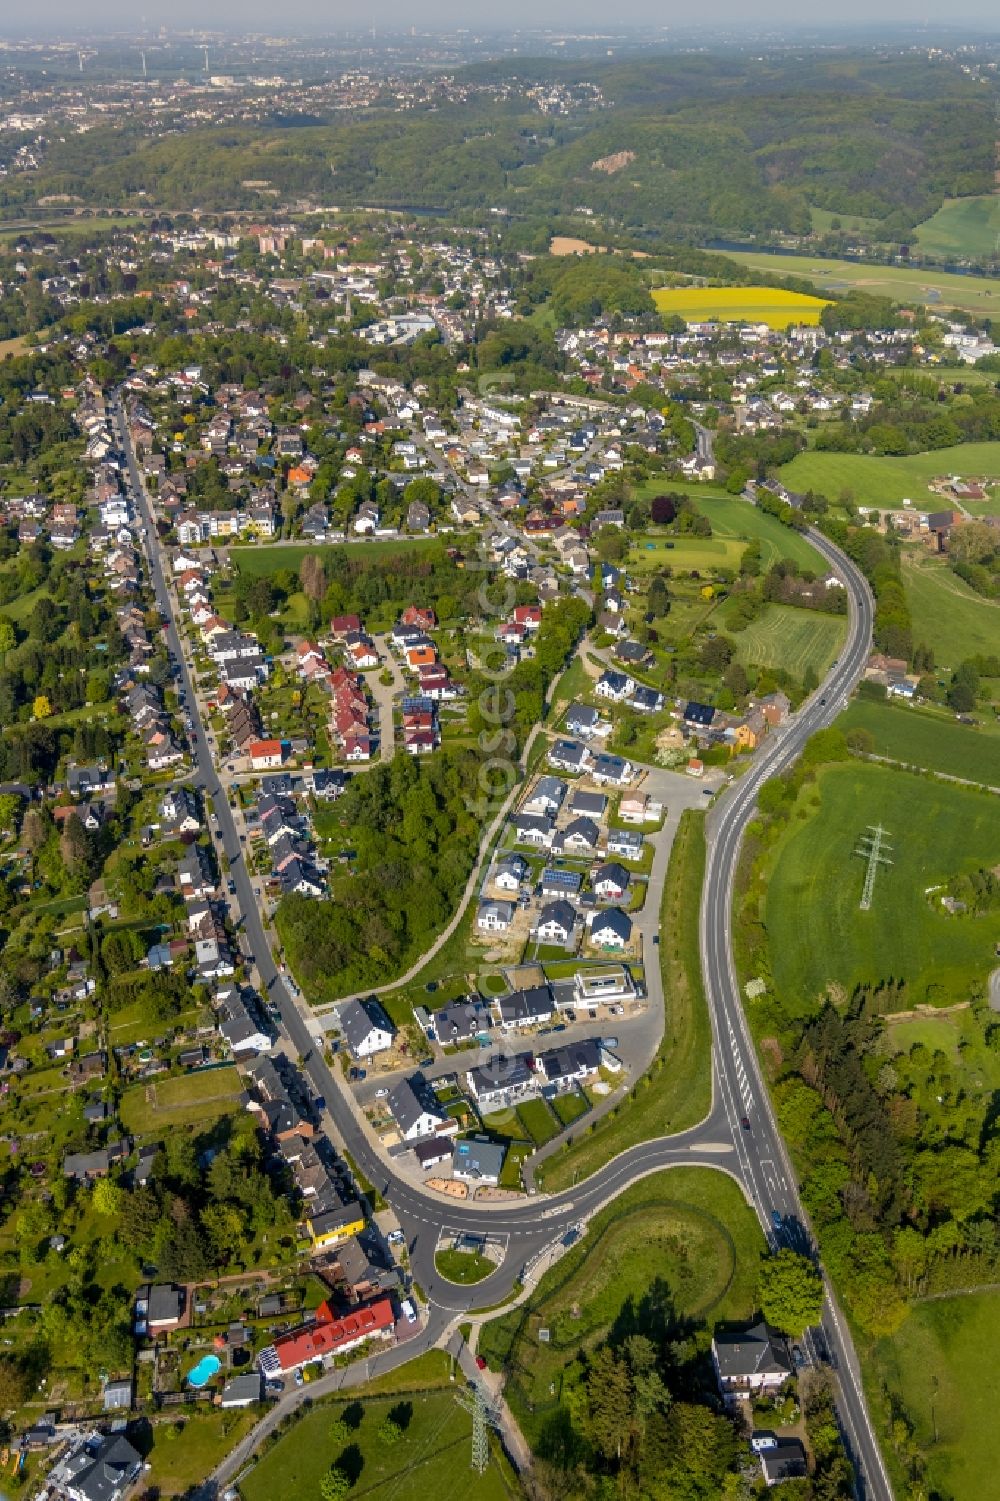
top-left (117, 401), bottom-right (889, 1496)
top-left (700, 529), bottom-right (891, 1501)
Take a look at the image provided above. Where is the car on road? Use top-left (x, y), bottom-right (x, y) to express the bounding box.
top-left (418, 1055), bottom-right (434, 1067)
top-left (602, 1036), bottom-right (619, 1049)
top-left (771, 1210), bottom-right (783, 1232)
top-left (741, 1116), bottom-right (751, 1131)
top-left (652, 935), bottom-right (659, 944)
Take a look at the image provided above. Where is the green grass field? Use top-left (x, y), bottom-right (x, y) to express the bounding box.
top-left (435, 1247), bottom-right (496, 1284)
top-left (733, 603), bottom-right (846, 679)
top-left (629, 495), bottom-right (825, 576)
top-left (839, 699), bottom-right (1000, 785)
top-left (516, 1097), bottom-right (560, 1146)
top-left (914, 196), bottom-right (1000, 262)
top-left (241, 1387), bottom-right (514, 1501)
top-left (706, 247), bottom-right (1000, 316)
top-left (233, 538), bottom-right (441, 576)
top-left (868, 1291), bottom-right (1000, 1501)
top-left (765, 763), bottom-right (1000, 1011)
top-left (119, 1066), bottom-right (244, 1136)
top-left (779, 443), bottom-right (1000, 509)
top-left (477, 1168), bottom-right (763, 1444)
top-left (902, 549), bottom-right (1000, 666)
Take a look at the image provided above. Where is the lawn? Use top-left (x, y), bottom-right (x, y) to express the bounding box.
top-left (914, 195), bottom-right (1000, 261)
top-left (147, 1409), bottom-right (259, 1497)
top-left (652, 284), bottom-right (830, 328)
top-left (764, 763), bottom-right (1000, 1012)
top-left (119, 1066), bottom-right (244, 1135)
top-left (537, 811), bottom-right (711, 1192)
top-left (477, 1168), bottom-right (764, 1444)
top-left (551, 1091), bottom-right (590, 1128)
top-left (240, 1388), bottom-right (515, 1501)
top-left (516, 1097), bottom-right (560, 1146)
top-left (733, 603), bottom-right (846, 680)
top-left (779, 442), bottom-right (1000, 510)
top-left (867, 1290), bottom-right (1000, 1501)
top-left (838, 699), bottom-right (1000, 786)
top-left (435, 1247), bottom-right (496, 1284)
top-left (902, 549), bottom-right (1000, 667)
top-left (706, 248), bottom-right (1000, 317)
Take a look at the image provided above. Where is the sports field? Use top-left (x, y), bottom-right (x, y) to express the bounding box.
top-left (839, 699), bottom-right (1000, 785)
top-left (653, 284), bottom-right (830, 328)
top-left (765, 763), bottom-right (1000, 1011)
top-left (477, 1168), bottom-right (763, 1441)
top-left (902, 550), bottom-right (1000, 666)
top-left (869, 1290), bottom-right (1000, 1501)
top-left (707, 248), bottom-right (1000, 317)
top-left (733, 603), bottom-right (846, 679)
top-left (914, 195), bottom-right (1000, 262)
top-left (779, 442), bottom-right (1000, 509)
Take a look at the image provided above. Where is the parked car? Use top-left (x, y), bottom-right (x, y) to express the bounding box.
top-left (375, 1087), bottom-right (389, 1099)
top-left (400, 1298), bottom-right (417, 1324)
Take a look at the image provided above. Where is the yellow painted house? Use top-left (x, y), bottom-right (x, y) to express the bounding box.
top-left (307, 1201), bottom-right (365, 1252)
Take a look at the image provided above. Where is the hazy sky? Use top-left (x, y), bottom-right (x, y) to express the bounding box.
top-left (6, 0), bottom-right (1000, 34)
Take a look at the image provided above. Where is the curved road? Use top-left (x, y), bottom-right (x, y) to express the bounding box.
top-left (116, 399), bottom-right (888, 1498)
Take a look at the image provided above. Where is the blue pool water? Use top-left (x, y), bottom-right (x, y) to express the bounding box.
top-left (186, 1354), bottom-right (222, 1388)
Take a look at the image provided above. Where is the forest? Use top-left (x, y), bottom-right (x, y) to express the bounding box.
top-left (10, 53), bottom-right (992, 241)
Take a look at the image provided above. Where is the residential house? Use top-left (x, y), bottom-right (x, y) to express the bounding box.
top-left (712, 1322), bottom-right (792, 1396)
top-left (589, 907), bottom-right (632, 949)
top-left (594, 862), bottom-right (630, 901)
top-left (494, 986), bottom-right (555, 1031)
top-left (493, 854), bottom-right (527, 892)
top-left (452, 1137), bottom-right (506, 1185)
top-left (536, 900), bottom-right (576, 944)
top-left (386, 1075), bottom-right (450, 1142)
top-left (477, 899), bottom-right (515, 933)
top-left (338, 997), bottom-right (395, 1058)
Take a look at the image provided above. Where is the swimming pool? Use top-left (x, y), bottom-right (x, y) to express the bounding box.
top-left (186, 1354), bottom-right (222, 1388)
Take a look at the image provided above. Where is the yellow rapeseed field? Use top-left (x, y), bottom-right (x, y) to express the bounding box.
top-left (652, 284), bottom-right (831, 329)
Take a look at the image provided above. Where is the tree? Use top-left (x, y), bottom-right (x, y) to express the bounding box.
top-left (0, 1354), bottom-right (27, 1412)
top-left (758, 1249), bottom-right (824, 1337)
top-left (32, 694), bottom-right (53, 720)
top-left (320, 1464), bottom-right (352, 1501)
top-left (0, 792), bottom-right (20, 836)
top-left (60, 812), bottom-right (90, 876)
top-left (378, 1418), bottom-right (403, 1446)
top-left (585, 1346), bottom-right (634, 1461)
top-left (0, 617), bottom-right (15, 660)
top-left (92, 1177), bottom-right (123, 1218)
top-left (650, 494), bottom-right (678, 525)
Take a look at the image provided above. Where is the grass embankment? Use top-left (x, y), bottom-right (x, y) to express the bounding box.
top-left (839, 699), bottom-right (1000, 785)
top-left (867, 1290), bottom-right (1000, 1501)
top-left (764, 762), bottom-right (1000, 1013)
top-left (233, 538), bottom-right (442, 576)
top-left (536, 810), bottom-right (711, 1192)
top-left (477, 1169), bottom-right (763, 1445)
top-left (240, 1379), bottom-right (516, 1501)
